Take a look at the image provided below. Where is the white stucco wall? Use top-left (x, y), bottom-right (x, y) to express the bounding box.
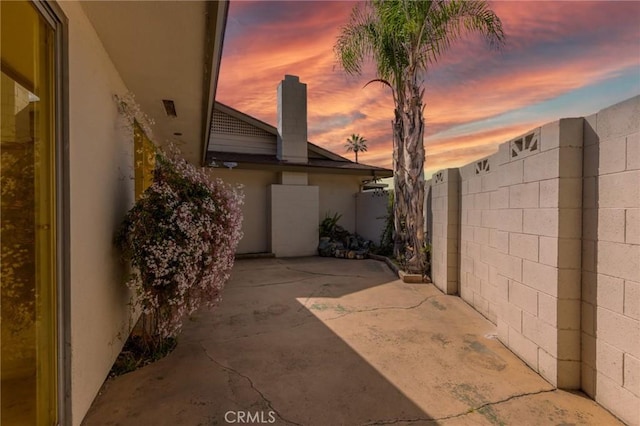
top-left (207, 168), bottom-right (277, 254)
top-left (59, 2), bottom-right (136, 424)
top-left (309, 173), bottom-right (361, 233)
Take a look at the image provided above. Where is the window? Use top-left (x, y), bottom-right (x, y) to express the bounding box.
top-left (133, 120), bottom-right (156, 199)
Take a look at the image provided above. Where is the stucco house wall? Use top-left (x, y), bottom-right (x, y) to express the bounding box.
top-left (207, 168), bottom-right (277, 254)
top-left (58, 2), bottom-right (136, 424)
top-left (309, 173), bottom-right (362, 233)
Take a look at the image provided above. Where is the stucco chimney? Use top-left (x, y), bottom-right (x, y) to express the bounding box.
top-left (277, 75), bottom-right (308, 163)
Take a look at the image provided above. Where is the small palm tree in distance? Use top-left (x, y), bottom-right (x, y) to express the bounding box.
top-left (345, 133), bottom-right (368, 163)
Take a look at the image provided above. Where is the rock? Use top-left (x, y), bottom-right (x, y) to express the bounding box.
top-left (346, 250), bottom-right (356, 259)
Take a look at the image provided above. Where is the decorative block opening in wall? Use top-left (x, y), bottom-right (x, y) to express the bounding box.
top-left (475, 159), bottom-right (491, 175)
top-left (434, 171), bottom-right (444, 184)
top-left (510, 129), bottom-right (540, 159)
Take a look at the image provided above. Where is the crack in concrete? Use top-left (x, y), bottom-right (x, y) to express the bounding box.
top-left (200, 344), bottom-right (303, 426)
top-left (285, 265), bottom-right (368, 279)
top-left (232, 275), bottom-right (319, 289)
top-left (324, 294), bottom-right (442, 321)
top-left (361, 388), bottom-right (557, 425)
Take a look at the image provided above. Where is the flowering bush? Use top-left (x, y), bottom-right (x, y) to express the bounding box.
top-left (114, 93), bottom-right (243, 341)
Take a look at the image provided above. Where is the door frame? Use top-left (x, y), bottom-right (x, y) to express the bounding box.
top-left (30, 1), bottom-right (70, 424)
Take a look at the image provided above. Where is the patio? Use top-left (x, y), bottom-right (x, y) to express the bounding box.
top-left (83, 257), bottom-right (621, 425)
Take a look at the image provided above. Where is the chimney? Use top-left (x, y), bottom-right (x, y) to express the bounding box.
top-left (277, 75), bottom-right (308, 163)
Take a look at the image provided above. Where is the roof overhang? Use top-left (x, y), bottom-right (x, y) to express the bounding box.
top-left (207, 151), bottom-right (393, 178)
top-left (81, 0), bottom-right (228, 166)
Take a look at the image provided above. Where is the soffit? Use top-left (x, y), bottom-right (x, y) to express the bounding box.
top-left (81, 1), bottom-right (219, 165)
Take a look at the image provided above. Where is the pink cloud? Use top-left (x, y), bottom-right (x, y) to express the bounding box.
top-left (217, 1), bottom-right (640, 172)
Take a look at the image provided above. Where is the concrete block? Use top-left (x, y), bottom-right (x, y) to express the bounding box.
top-left (523, 208), bottom-right (558, 237)
top-left (541, 120), bottom-right (560, 152)
top-left (581, 363), bottom-right (596, 398)
top-left (497, 141), bottom-right (511, 165)
top-left (582, 331), bottom-right (596, 366)
top-left (460, 225), bottom-right (473, 242)
top-left (598, 208), bottom-right (626, 243)
top-left (481, 171), bottom-right (499, 192)
top-left (468, 176), bottom-right (482, 194)
top-left (597, 341), bottom-right (624, 385)
top-left (624, 280), bottom-right (640, 320)
top-left (474, 227), bottom-right (490, 246)
top-left (539, 296), bottom-right (580, 330)
top-left (523, 311), bottom-right (557, 354)
top-left (468, 209), bottom-right (482, 227)
top-left (582, 208), bottom-right (597, 241)
top-left (539, 236), bottom-right (558, 267)
top-left (508, 326), bottom-right (539, 369)
top-left (499, 160), bottom-right (524, 187)
top-left (509, 233), bottom-right (539, 262)
top-left (496, 274), bottom-right (509, 300)
top-left (541, 118), bottom-right (583, 151)
top-left (597, 241), bottom-right (640, 282)
top-left (583, 113), bottom-right (598, 147)
top-left (597, 307), bottom-right (640, 355)
top-left (558, 208), bottom-right (582, 239)
top-left (497, 252), bottom-right (522, 282)
top-left (524, 149), bottom-right (559, 182)
top-left (497, 317), bottom-right (509, 341)
top-left (491, 230), bottom-right (509, 253)
top-left (599, 136), bottom-right (628, 175)
top-left (627, 208), bottom-right (640, 244)
top-left (596, 95), bottom-right (640, 141)
top-left (542, 178), bottom-right (582, 209)
top-left (583, 144), bottom-right (599, 178)
top-left (599, 170), bottom-right (640, 208)
top-left (557, 238), bottom-right (582, 270)
top-left (502, 303), bottom-right (522, 333)
top-left (481, 245), bottom-right (498, 266)
top-left (581, 240), bottom-right (596, 273)
top-left (509, 182), bottom-right (539, 209)
top-left (475, 192), bottom-right (491, 210)
top-left (538, 348), bottom-right (557, 384)
top-left (481, 209), bottom-right (499, 229)
top-left (582, 177), bottom-right (596, 209)
top-left (623, 353), bottom-right (640, 397)
top-left (499, 209), bottom-right (523, 233)
top-left (490, 187), bottom-right (509, 209)
top-left (523, 260), bottom-right (557, 296)
top-left (582, 302), bottom-right (595, 336)
top-left (582, 271), bottom-right (597, 305)
top-left (627, 131), bottom-right (639, 170)
top-left (556, 328), bottom-right (580, 361)
top-left (558, 147), bottom-right (584, 178)
top-left (558, 269), bottom-right (581, 299)
top-left (474, 260), bottom-right (489, 283)
top-left (597, 274), bottom-right (625, 313)
top-left (596, 372), bottom-right (640, 426)
top-left (509, 281), bottom-right (537, 315)
top-left (461, 180), bottom-right (468, 195)
top-left (556, 359), bottom-right (581, 389)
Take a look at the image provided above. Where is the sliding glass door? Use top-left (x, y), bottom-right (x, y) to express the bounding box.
top-left (1, 1), bottom-right (59, 424)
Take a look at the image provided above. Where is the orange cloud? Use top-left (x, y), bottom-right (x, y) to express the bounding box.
top-left (217, 1), bottom-right (640, 173)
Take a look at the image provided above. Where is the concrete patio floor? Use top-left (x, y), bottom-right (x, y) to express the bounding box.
top-left (83, 257), bottom-right (622, 425)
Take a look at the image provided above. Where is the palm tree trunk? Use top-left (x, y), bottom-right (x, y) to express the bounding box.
top-left (393, 81), bottom-right (426, 273)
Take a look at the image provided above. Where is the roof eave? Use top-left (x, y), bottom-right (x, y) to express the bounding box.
top-left (201, 1), bottom-right (230, 166)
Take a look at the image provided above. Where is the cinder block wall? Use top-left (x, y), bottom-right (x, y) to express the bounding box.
top-left (430, 169), bottom-right (460, 295)
top-left (426, 95), bottom-right (639, 425)
top-left (459, 153), bottom-right (500, 324)
top-left (581, 96), bottom-right (639, 425)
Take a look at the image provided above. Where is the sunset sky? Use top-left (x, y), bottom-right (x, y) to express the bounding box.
top-left (217, 1), bottom-right (640, 177)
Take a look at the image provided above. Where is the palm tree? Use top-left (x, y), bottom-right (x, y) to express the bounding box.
top-left (345, 133), bottom-right (368, 163)
top-left (335, 0), bottom-right (504, 272)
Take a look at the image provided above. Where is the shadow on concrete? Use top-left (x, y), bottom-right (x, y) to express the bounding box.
top-left (82, 257), bottom-right (622, 426)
